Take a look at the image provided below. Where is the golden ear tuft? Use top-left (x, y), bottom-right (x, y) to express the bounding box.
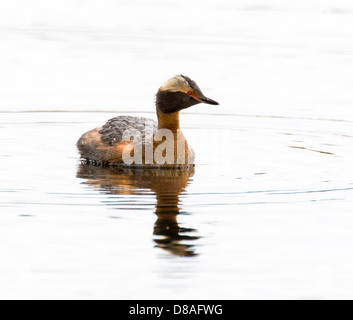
top-left (159, 75), bottom-right (191, 93)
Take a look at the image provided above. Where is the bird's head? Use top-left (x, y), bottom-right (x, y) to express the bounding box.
top-left (156, 75), bottom-right (219, 114)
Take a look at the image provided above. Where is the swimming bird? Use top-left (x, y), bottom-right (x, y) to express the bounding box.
top-left (77, 75), bottom-right (219, 167)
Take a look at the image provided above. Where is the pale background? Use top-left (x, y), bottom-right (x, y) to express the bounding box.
top-left (1, 0), bottom-right (353, 299)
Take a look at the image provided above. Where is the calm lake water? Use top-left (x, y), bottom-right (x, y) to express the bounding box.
top-left (1, 0), bottom-right (353, 299)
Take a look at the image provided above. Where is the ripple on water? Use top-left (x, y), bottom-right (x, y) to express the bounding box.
top-left (0, 110), bottom-right (353, 299)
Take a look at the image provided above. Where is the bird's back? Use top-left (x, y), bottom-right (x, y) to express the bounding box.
top-left (99, 116), bottom-right (157, 146)
top-left (77, 116), bottom-right (157, 166)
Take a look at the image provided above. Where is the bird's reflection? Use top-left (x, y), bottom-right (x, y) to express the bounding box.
top-left (77, 163), bottom-right (199, 257)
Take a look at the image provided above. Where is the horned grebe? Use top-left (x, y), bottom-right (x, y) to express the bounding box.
top-left (77, 75), bottom-right (219, 167)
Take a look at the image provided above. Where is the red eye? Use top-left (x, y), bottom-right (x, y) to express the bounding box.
top-left (187, 91), bottom-right (193, 96)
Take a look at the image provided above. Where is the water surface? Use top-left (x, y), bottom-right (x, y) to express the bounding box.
top-left (1, 0), bottom-right (353, 299)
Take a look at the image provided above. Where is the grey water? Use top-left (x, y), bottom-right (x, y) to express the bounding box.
top-left (1, 0), bottom-right (353, 299)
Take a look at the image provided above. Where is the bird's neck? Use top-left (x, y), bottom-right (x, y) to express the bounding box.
top-left (157, 110), bottom-right (180, 131)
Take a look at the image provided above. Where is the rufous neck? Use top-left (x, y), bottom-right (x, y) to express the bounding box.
top-left (157, 110), bottom-right (180, 131)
